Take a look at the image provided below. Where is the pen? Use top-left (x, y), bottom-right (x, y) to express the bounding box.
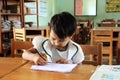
top-left (35, 48), bottom-right (46, 61)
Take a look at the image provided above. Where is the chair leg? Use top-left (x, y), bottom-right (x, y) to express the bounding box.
top-left (117, 48), bottom-right (120, 64)
top-left (3, 49), bottom-right (8, 57)
top-left (109, 54), bottom-right (112, 65)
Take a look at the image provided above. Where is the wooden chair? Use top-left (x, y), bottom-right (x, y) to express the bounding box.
top-left (13, 27), bottom-right (38, 41)
top-left (13, 27), bottom-right (50, 41)
top-left (100, 22), bottom-right (115, 27)
top-left (117, 20), bottom-right (120, 27)
top-left (81, 43), bottom-right (102, 66)
top-left (45, 27), bottom-right (50, 37)
top-left (11, 39), bottom-right (33, 57)
top-left (91, 29), bottom-right (113, 65)
top-left (13, 27), bottom-right (26, 41)
top-left (117, 33), bottom-right (120, 64)
top-left (99, 19), bottom-right (115, 27)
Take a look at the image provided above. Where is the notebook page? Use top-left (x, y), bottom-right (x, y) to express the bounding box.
top-left (30, 63), bottom-right (77, 73)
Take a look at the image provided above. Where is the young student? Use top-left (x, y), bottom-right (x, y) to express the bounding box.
top-left (22, 12), bottom-right (84, 65)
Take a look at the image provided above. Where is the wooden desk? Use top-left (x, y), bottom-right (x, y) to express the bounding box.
top-left (0, 61), bottom-right (96, 80)
top-left (0, 57), bottom-right (28, 78)
top-left (94, 27), bottom-right (120, 30)
top-left (91, 27), bottom-right (120, 64)
top-left (25, 27), bottom-right (50, 37)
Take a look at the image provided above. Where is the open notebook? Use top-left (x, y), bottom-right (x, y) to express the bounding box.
top-left (90, 65), bottom-right (120, 80)
top-left (30, 63), bottom-right (77, 73)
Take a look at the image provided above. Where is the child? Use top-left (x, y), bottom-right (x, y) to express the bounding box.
top-left (22, 12), bottom-right (84, 65)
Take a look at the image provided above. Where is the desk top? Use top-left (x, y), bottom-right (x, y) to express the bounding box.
top-left (0, 57), bottom-right (28, 78)
top-left (25, 27), bottom-right (48, 30)
top-left (93, 27), bottom-right (120, 31)
top-left (0, 61), bottom-right (96, 80)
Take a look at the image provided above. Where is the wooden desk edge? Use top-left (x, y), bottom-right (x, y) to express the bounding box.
top-left (0, 60), bottom-right (29, 79)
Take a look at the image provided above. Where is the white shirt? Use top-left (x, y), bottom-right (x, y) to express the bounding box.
top-left (32, 36), bottom-right (84, 64)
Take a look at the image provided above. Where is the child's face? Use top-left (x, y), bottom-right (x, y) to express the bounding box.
top-left (49, 30), bottom-right (72, 50)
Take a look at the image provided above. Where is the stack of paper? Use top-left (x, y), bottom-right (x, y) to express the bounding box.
top-left (90, 65), bottom-right (120, 80)
top-left (30, 63), bottom-right (77, 73)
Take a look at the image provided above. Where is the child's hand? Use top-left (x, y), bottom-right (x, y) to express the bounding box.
top-left (33, 53), bottom-right (47, 65)
top-left (56, 59), bottom-right (69, 64)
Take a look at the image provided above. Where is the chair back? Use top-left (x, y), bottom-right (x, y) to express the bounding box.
top-left (91, 29), bottom-right (113, 65)
top-left (81, 43), bottom-right (102, 66)
top-left (99, 19), bottom-right (115, 27)
top-left (13, 27), bottom-right (26, 41)
top-left (11, 39), bottom-right (33, 57)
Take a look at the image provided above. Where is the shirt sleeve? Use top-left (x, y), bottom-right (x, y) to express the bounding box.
top-left (72, 45), bottom-right (85, 64)
top-left (32, 35), bottom-right (45, 52)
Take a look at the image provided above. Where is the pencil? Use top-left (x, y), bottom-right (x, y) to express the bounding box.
top-left (35, 49), bottom-right (46, 61)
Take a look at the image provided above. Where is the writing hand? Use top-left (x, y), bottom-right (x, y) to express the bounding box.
top-left (56, 59), bottom-right (69, 64)
top-left (33, 53), bottom-right (47, 65)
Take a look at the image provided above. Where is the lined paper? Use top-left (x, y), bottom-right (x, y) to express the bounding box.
top-left (30, 63), bottom-right (77, 73)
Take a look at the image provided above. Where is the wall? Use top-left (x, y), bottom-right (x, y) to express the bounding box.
top-left (40, 0), bottom-right (95, 27)
top-left (39, 0), bottom-right (120, 27)
top-left (25, 0), bottom-right (55, 27)
top-left (39, 0), bottom-right (55, 27)
top-left (54, 0), bottom-right (120, 27)
top-left (94, 0), bottom-right (120, 27)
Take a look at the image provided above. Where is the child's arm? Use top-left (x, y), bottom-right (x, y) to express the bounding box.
top-left (22, 48), bottom-right (47, 65)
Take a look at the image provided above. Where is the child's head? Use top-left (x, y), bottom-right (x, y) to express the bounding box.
top-left (49, 12), bottom-right (77, 50)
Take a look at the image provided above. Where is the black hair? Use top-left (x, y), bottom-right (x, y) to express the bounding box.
top-left (50, 12), bottom-right (77, 39)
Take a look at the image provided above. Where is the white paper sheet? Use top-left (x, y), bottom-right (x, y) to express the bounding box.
top-left (90, 65), bottom-right (120, 80)
top-left (30, 63), bottom-right (77, 73)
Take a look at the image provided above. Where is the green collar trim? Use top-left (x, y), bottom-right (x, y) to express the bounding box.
top-left (71, 44), bottom-right (78, 60)
top-left (42, 39), bottom-right (78, 61)
top-left (42, 39), bottom-right (52, 59)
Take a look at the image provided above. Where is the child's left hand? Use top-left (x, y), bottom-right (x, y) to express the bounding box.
top-left (56, 59), bottom-right (69, 64)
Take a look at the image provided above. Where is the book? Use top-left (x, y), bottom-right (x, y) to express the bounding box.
top-left (90, 65), bottom-right (120, 80)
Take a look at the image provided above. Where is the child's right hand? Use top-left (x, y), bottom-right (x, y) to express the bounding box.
top-left (33, 54), bottom-right (47, 65)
